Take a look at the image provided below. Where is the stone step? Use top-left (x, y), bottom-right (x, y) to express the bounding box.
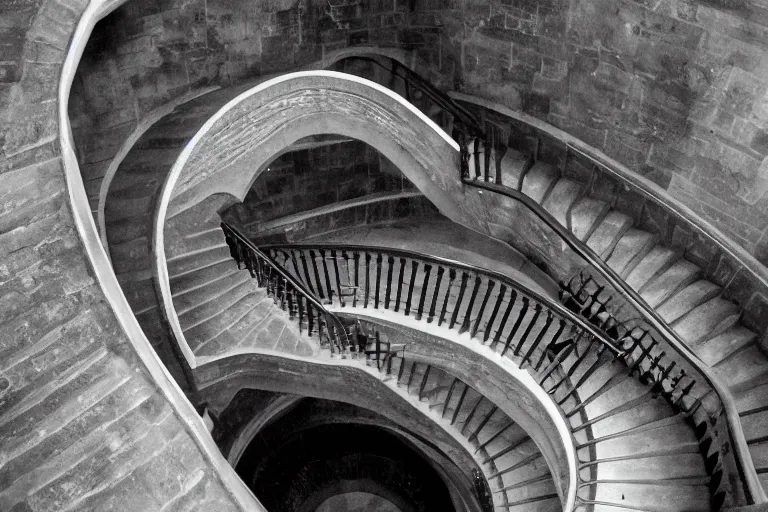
top-left (605, 228), bottom-right (657, 277)
top-left (656, 280), bottom-right (721, 324)
top-left (693, 326), bottom-right (757, 367)
top-left (639, 258), bottom-right (700, 308)
top-left (177, 277), bottom-right (254, 324)
top-left (498, 148), bottom-right (533, 190)
top-left (671, 297), bottom-right (740, 344)
top-left (714, 345), bottom-right (768, 392)
top-left (541, 178), bottom-right (583, 228)
top-left (585, 210), bottom-right (633, 259)
top-left (172, 268), bottom-right (246, 315)
top-left (569, 197), bottom-right (610, 242)
top-left (520, 162), bottom-right (560, 203)
top-left (167, 244), bottom-right (231, 278)
top-left (170, 259), bottom-right (238, 296)
top-left (626, 246), bottom-right (678, 291)
top-left (590, 481), bottom-right (710, 512)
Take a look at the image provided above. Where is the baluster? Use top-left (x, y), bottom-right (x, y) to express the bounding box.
top-left (501, 297), bottom-right (529, 357)
top-left (449, 272), bottom-right (470, 330)
top-left (438, 268), bottom-right (457, 326)
top-left (289, 250), bottom-right (301, 284)
top-left (459, 275), bottom-right (482, 334)
top-left (353, 252), bottom-right (360, 308)
top-left (483, 284), bottom-right (506, 343)
top-left (331, 249), bottom-right (344, 307)
top-left (416, 264), bottom-right (432, 320)
top-left (307, 303), bottom-right (315, 337)
top-left (442, 378), bottom-right (459, 419)
top-left (394, 257), bottom-right (406, 312)
top-left (451, 384), bottom-right (469, 425)
top-left (418, 365), bottom-right (432, 401)
top-left (473, 138), bottom-right (481, 179)
top-left (297, 295), bottom-right (305, 333)
top-left (513, 302), bottom-right (542, 357)
top-left (309, 250), bottom-right (324, 299)
top-left (385, 255), bottom-right (395, 309)
top-left (427, 266), bottom-right (445, 323)
top-left (320, 249), bottom-right (333, 302)
top-left (520, 310), bottom-right (553, 369)
top-left (374, 253), bottom-right (383, 309)
top-left (404, 260), bottom-right (419, 316)
top-left (299, 251), bottom-right (316, 295)
top-left (490, 290), bottom-right (517, 351)
top-left (364, 252), bottom-right (371, 308)
top-left (471, 279), bottom-right (495, 338)
top-left (534, 319), bottom-right (566, 371)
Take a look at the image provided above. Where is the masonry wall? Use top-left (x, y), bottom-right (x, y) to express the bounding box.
top-left (68, 0), bottom-right (768, 267)
top-left (227, 140), bottom-right (418, 226)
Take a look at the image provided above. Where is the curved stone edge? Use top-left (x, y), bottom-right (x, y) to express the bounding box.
top-left (58, 0), bottom-right (265, 510)
top-left (154, 71), bottom-right (470, 373)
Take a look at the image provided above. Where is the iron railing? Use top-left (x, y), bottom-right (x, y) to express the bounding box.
top-left (222, 223), bottom-right (351, 355)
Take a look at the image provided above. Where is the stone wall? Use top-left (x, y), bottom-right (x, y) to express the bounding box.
top-left (225, 140), bottom-right (419, 227)
top-left (0, 0), bottom-right (258, 508)
top-left (68, 0), bottom-right (768, 267)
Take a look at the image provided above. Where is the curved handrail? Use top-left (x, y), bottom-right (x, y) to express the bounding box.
top-left (261, 242), bottom-right (618, 354)
top-left (221, 223), bottom-right (351, 353)
top-left (463, 176), bottom-right (763, 505)
top-left (450, 91), bottom-right (768, 298)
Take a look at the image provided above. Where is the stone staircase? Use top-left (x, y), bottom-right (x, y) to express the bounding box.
top-left (332, 54), bottom-right (767, 495)
top-left (466, 142), bottom-right (768, 492)
top-left (380, 354), bottom-right (560, 512)
top-left (258, 243), bottom-right (713, 510)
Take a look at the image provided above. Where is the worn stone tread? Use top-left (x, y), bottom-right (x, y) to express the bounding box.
top-left (694, 327), bottom-right (757, 367)
top-left (569, 196), bottom-right (610, 241)
top-left (520, 162), bottom-right (560, 203)
top-left (656, 280), bottom-right (721, 324)
top-left (605, 228), bottom-right (656, 277)
top-left (671, 297), bottom-right (740, 344)
top-left (625, 246), bottom-right (678, 291)
top-left (639, 259), bottom-right (700, 308)
top-left (498, 148), bottom-right (532, 190)
top-left (541, 178), bottom-right (583, 228)
top-left (585, 210), bottom-right (633, 259)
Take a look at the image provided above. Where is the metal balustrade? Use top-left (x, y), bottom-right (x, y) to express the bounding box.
top-left (222, 221), bottom-right (730, 509)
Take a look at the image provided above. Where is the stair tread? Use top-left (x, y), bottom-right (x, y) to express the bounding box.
top-left (521, 162), bottom-right (560, 203)
top-left (498, 148), bottom-right (531, 190)
top-left (671, 297), bottom-right (740, 344)
top-left (590, 481), bottom-right (710, 512)
top-left (626, 246), bottom-right (678, 291)
top-left (541, 178), bottom-right (583, 227)
top-left (569, 197), bottom-right (610, 242)
top-left (585, 211), bottom-right (633, 259)
top-left (656, 280), bottom-right (721, 324)
top-left (639, 259), bottom-right (700, 308)
top-left (742, 408), bottom-right (768, 443)
top-left (173, 270), bottom-right (247, 314)
top-left (714, 345), bottom-right (768, 391)
top-left (171, 260), bottom-right (240, 296)
top-left (748, 439), bottom-right (768, 469)
top-left (694, 326), bottom-right (757, 367)
top-left (605, 228), bottom-right (656, 277)
top-left (734, 381), bottom-right (768, 414)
